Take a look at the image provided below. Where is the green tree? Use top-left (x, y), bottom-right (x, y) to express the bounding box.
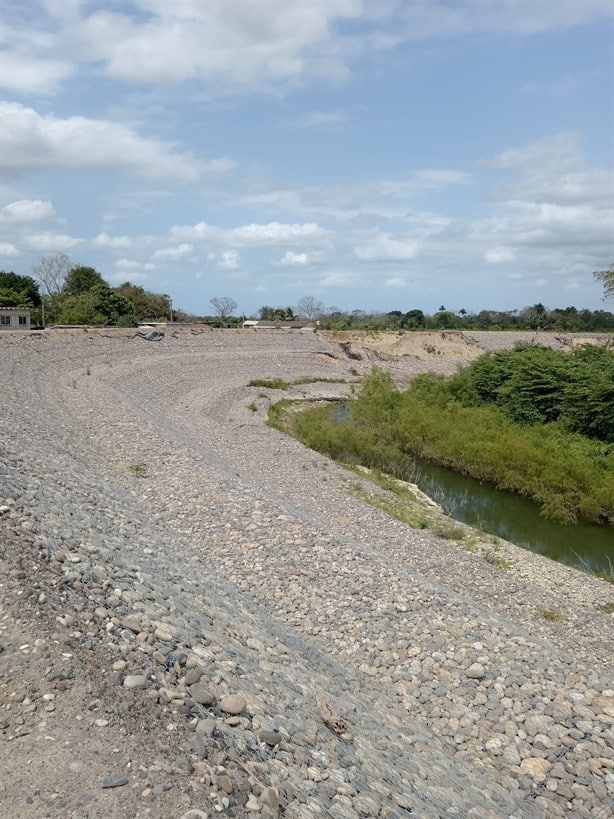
top-left (115, 283), bottom-right (170, 321)
top-left (0, 272), bottom-right (41, 306)
top-left (594, 263), bottom-right (614, 301)
top-left (58, 284), bottom-right (135, 326)
top-left (64, 266), bottom-right (105, 295)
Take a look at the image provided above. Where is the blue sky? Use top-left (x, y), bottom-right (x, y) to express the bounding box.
top-left (1, 0), bottom-right (613, 317)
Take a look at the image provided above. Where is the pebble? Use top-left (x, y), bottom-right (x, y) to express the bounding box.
top-left (101, 774), bottom-right (129, 789)
top-left (466, 663), bottom-right (485, 679)
top-left (260, 728), bottom-right (282, 746)
top-left (219, 694), bottom-right (247, 715)
top-left (123, 675), bottom-right (149, 689)
top-left (190, 684), bottom-right (217, 706)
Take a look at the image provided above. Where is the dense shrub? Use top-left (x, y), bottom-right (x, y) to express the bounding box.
top-left (280, 354), bottom-right (614, 525)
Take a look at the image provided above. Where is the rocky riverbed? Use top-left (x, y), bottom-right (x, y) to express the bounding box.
top-left (1, 328), bottom-right (612, 819)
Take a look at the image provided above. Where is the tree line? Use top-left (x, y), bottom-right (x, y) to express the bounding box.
top-left (0, 254), bottom-right (172, 327)
top-left (1, 256), bottom-right (612, 330)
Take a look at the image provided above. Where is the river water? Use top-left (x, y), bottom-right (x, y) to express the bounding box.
top-left (332, 404), bottom-right (614, 575)
top-left (414, 459), bottom-right (614, 575)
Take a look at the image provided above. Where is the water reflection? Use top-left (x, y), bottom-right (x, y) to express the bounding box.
top-left (333, 404), bottom-right (614, 575)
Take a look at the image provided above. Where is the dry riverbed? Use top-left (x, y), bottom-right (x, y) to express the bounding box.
top-left (1, 328), bottom-right (613, 819)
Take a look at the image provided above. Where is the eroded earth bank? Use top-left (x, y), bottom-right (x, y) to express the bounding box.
top-left (1, 328), bottom-right (613, 819)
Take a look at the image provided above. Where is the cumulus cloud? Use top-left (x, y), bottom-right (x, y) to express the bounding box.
top-left (114, 258), bottom-right (144, 271)
top-left (354, 232), bottom-right (419, 262)
top-left (92, 232), bottom-right (134, 249)
top-left (0, 242), bottom-right (21, 258)
top-left (278, 250), bottom-right (323, 266)
top-left (320, 271), bottom-right (359, 288)
top-left (207, 250), bottom-right (241, 270)
top-left (0, 199), bottom-right (57, 223)
top-left (231, 222), bottom-right (328, 245)
top-left (107, 270), bottom-right (148, 284)
top-left (169, 222), bottom-right (221, 243)
top-left (1, 102), bottom-right (204, 180)
top-left (0, 52), bottom-right (74, 95)
top-left (67, 0), bottom-right (358, 89)
top-left (153, 243), bottom-right (194, 261)
top-left (3, 1), bottom-right (608, 100)
top-left (26, 231), bottom-right (82, 251)
top-left (471, 134), bottom-right (614, 278)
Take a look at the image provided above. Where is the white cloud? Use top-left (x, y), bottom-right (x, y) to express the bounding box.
top-left (0, 52), bottom-right (74, 95)
top-left (26, 231), bottom-right (82, 251)
top-left (69, 0), bottom-right (359, 89)
top-left (153, 243), bottom-right (194, 261)
top-left (395, 0), bottom-right (611, 40)
top-left (0, 242), bottom-right (21, 259)
top-left (471, 134), bottom-right (614, 276)
top-left (114, 258), bottom-right (143, 271)
top-left (169, 222), bottom-right (221, 243)
top-left (484, 247), bottom-right (515, 263)
top-left (0, 199), bottom-right (57, 223)
top-left (354, 232), bottom-right (419, 262)
top-left (278, 250), bottom-right (323, 266)
top-left (92, 232), bottom-right (134, 249)
top-left (1, 102), bottom-right (204, 180)
top-left (108, 270), bottom-right (148, 284)
top-left (320, 271), bottom-right (359, 288)
top-left (384, 276), bottom-right (410, 288)
top-left (207, 250), bottom-right (241, 270)
top-left (231, 222), bottom-right (328, 245)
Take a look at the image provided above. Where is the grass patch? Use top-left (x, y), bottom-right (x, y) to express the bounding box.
top-left (540, 608), bottom-right (564, 622)
top-left (292, 367), bottom-right (614, 526)
top-left (598, 602), bottom-right (614, 614)
top-left (128, 463), bottom-right (148, 478)
top-left (247, 401), bottom-right (258, 412)
top-left (248, 377), bottom-right (289, 390)
top-left (483, 549), bottom-right (512, 570)
top-left (249, 376), bottom-right (347, 390)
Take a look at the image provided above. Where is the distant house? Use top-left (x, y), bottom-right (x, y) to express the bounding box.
top-left (243, 319), bottom-right (314, 330)
top-left (0, 307), bottom-right (31, 330)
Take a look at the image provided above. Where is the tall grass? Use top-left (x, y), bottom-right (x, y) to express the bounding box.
top-left (275, 367), bottom-right (614, 526)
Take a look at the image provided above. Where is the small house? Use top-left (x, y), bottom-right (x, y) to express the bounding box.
top-left (0, 307), bottom-right (31, 330)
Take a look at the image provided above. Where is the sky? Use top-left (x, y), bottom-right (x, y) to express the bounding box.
top-left (1, 0), bottom-right (613, 318)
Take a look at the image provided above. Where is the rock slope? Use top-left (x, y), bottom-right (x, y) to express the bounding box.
top-left (1, 328), bottom-right (612, 819)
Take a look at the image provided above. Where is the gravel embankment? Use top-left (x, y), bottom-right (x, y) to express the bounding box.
top-left (1, 328), bottom-right (613, 819)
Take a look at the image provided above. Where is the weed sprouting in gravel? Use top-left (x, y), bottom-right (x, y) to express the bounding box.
top-left (540, 608), bottom-right (564, 622)
top-left (128, 463), bottom-right (148, 478)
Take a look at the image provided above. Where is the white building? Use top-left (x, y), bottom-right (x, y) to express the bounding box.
top-left (0, 307), bottom-right (31, 330)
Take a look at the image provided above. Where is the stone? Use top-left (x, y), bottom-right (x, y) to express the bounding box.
top-left (260, 728), bottom-right (282, 746)
top-left (123, 675), bottom-right (149, 689)
top-left (520, 757), bottom-right (551, 782)
top-left (466, 663), bottom-right (485, 679)
top-left (217, 774), bottom-right (233, 794)
top-left (185, 668), bottom-right (202, 686)
top-left (190, 684), bottom-right (217, 706)
top-left (101, 774), bottom-right (129, 789)
top-left (220, 694), bottom-right (247, 715)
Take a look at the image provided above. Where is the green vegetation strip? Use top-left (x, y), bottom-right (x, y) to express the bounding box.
top-left (248, 376), bottom-right (347, 390)
top-left (269, 345), bottom-right (614, 527)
